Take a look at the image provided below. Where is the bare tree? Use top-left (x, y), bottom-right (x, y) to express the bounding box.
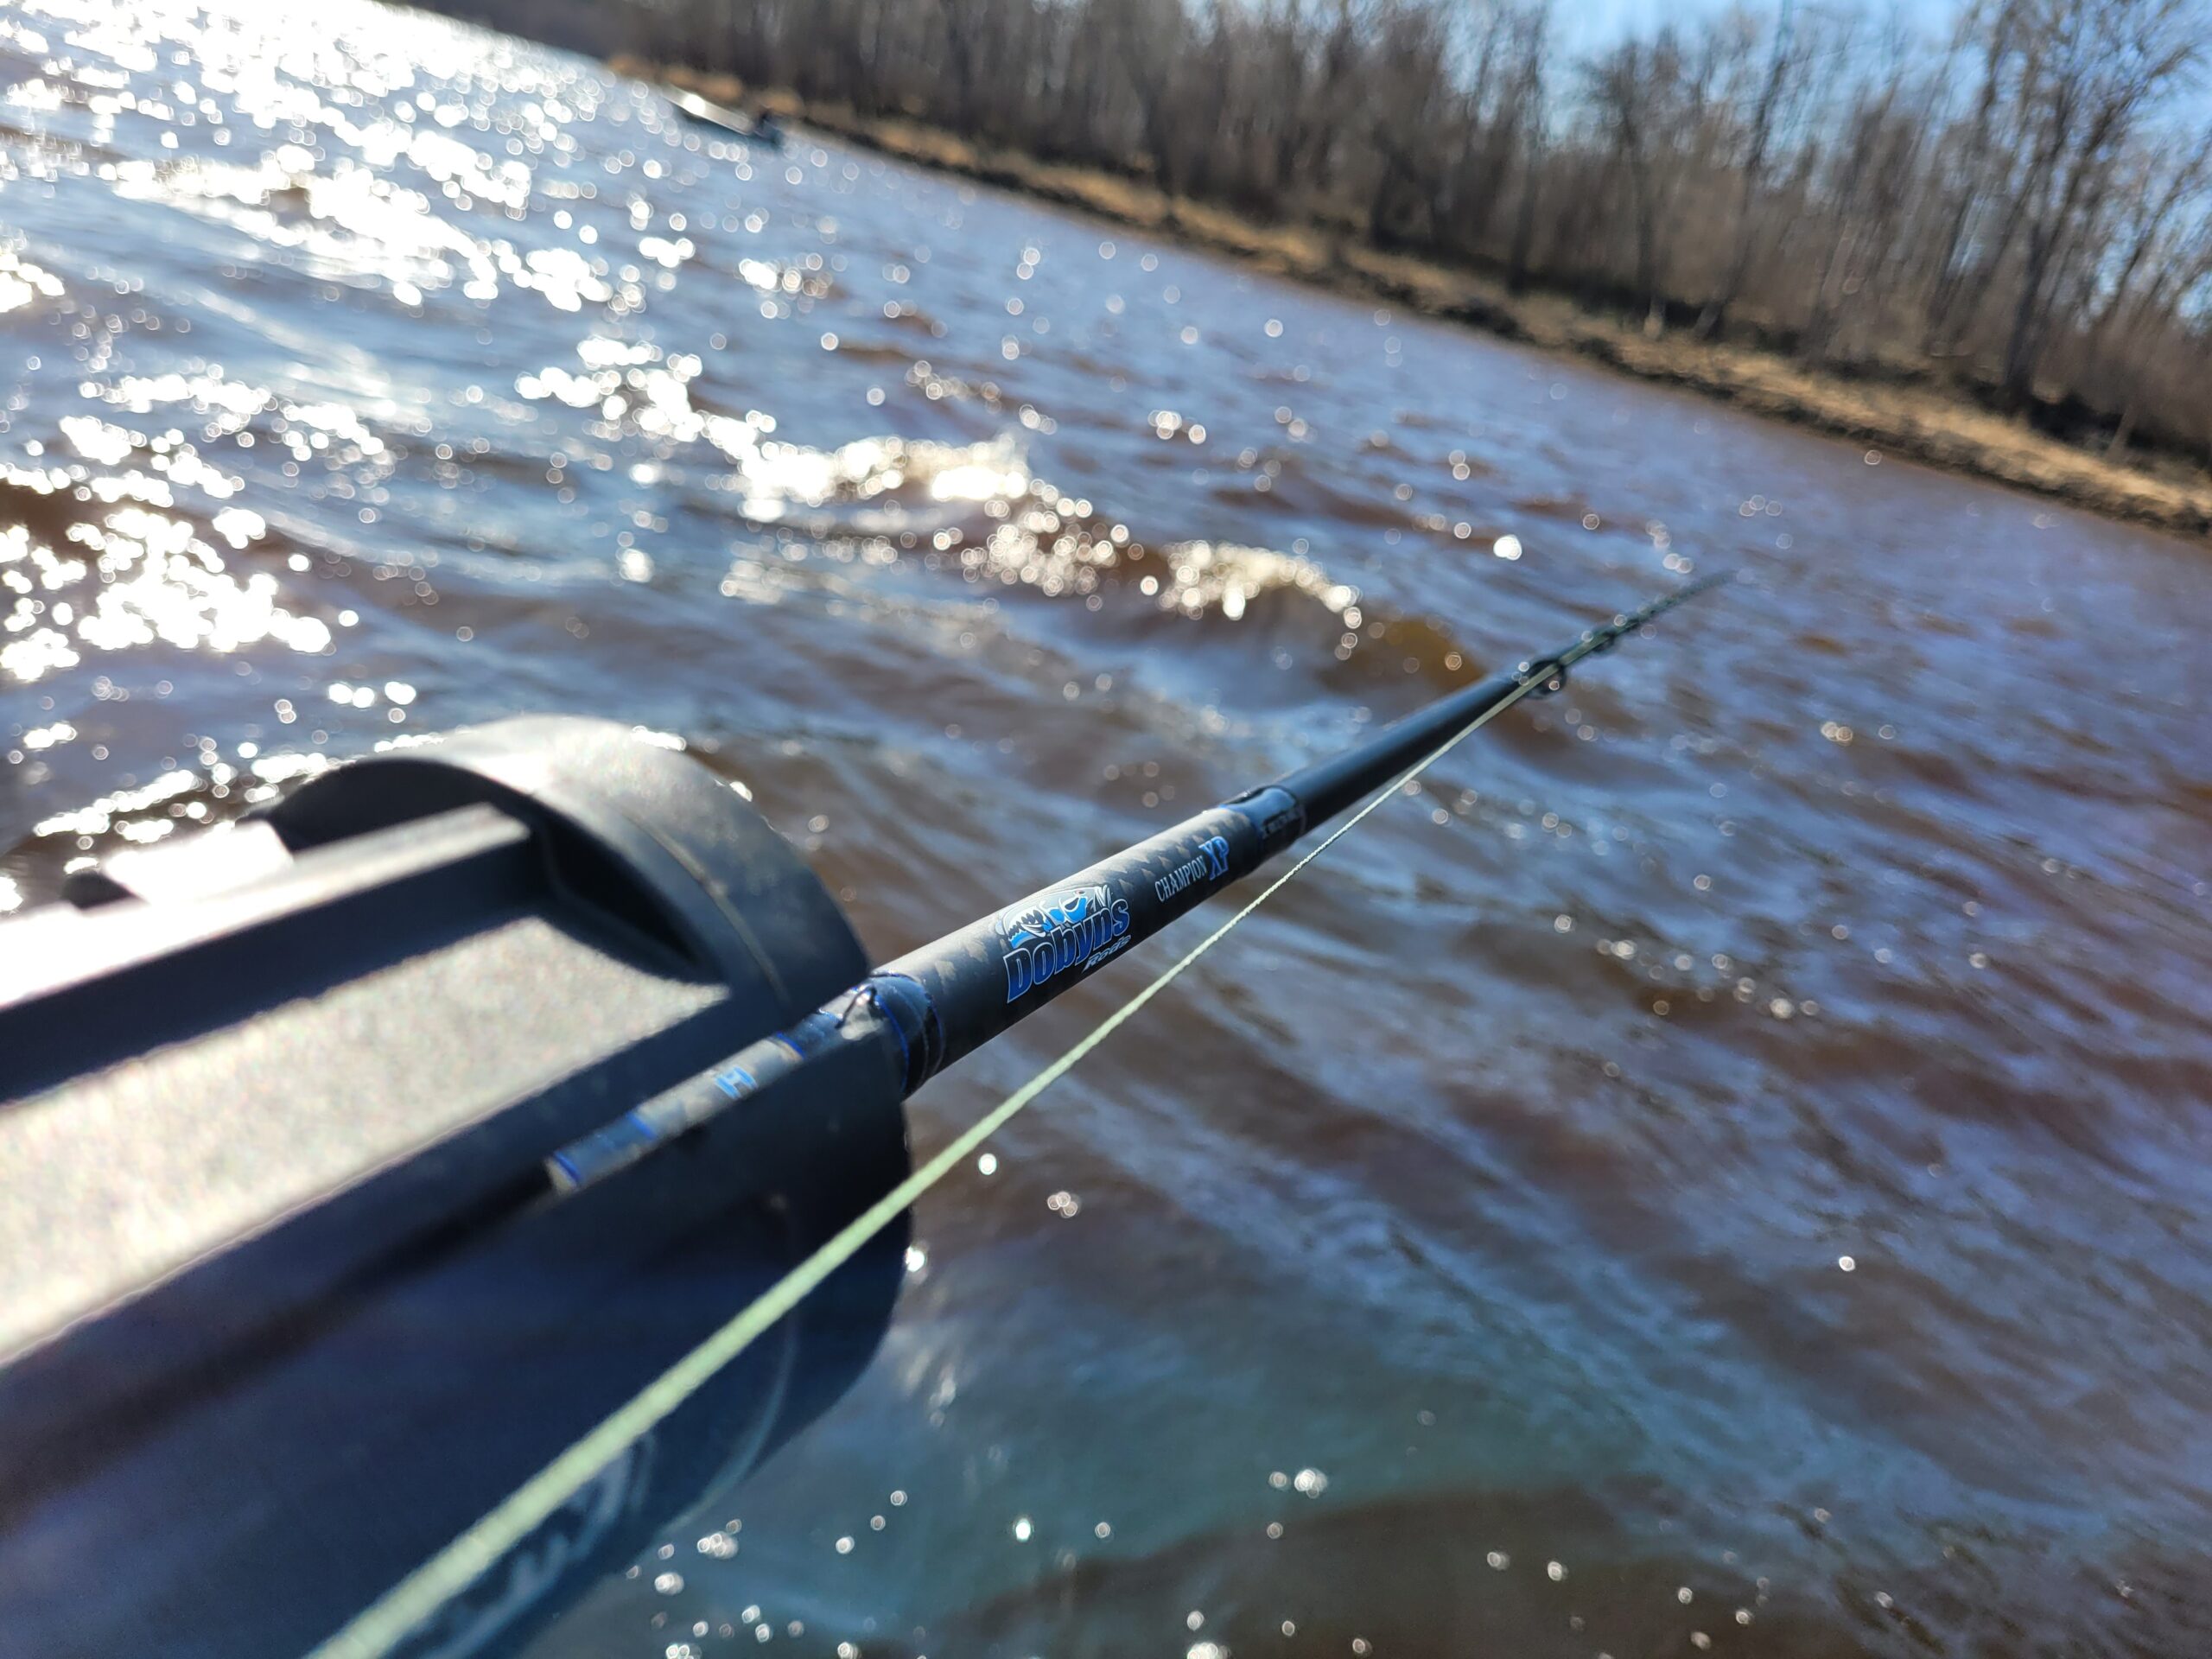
top-left (1996, 0), bottom-right (2202, 404)
top-left (1503, 6), bottom-right (1553, 294)
top-left (1700, 1), bottom-right (1811, 336)
top-left (1586, 35), bottom-right (1671, 327)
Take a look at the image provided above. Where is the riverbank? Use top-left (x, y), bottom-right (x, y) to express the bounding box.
top-left (620, 58), bottom-right (2212, 541)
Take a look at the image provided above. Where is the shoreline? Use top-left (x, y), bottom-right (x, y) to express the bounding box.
top-left (626, 60), bottom-right (2212, 541)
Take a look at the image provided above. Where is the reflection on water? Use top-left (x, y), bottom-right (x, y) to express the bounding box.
top-left (4, 1), bottom-right (2212, 1655)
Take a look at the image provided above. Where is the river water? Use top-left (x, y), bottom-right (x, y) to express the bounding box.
top-left (4, 2), bottom-right (2211, 1655)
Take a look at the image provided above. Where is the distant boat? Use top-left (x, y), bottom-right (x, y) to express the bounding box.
top-left (663, 85), bottom-right (784, 149)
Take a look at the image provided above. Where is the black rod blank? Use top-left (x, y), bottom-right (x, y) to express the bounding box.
top-left (549, 574), bottom-right (1726, 1191)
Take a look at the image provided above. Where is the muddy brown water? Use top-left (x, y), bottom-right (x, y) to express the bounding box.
top-left (3, 3), bottom-right (2210, 1656)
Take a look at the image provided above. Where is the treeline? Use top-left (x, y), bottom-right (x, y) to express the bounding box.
top-left (427, 0), bottom-right (2212, 467)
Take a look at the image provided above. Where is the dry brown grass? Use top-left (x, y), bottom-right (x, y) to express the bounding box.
top-left (625, 60), bottom-right (2212, 539)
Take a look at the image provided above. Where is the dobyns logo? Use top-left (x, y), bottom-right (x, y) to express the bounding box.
top-left (998, 882), bottom-right (1131, 1001)
top-left (1153, 835), bottom-right (1231, 904)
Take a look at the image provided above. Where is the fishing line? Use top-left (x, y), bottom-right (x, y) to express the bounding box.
top-left (306, 592), bottom-right (1703, 1659)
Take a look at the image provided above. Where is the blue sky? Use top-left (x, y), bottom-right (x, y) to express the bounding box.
top-left (1557, 0), bottom-right (1968, 53)
top-left (1559, 0), bottom-right (1738, 48)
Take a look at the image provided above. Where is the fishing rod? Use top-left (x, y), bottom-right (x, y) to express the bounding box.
top-left (550, 568), bottom-right (1729, 1193)
top-left (0, 569), bottom-right (1721, 1659)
